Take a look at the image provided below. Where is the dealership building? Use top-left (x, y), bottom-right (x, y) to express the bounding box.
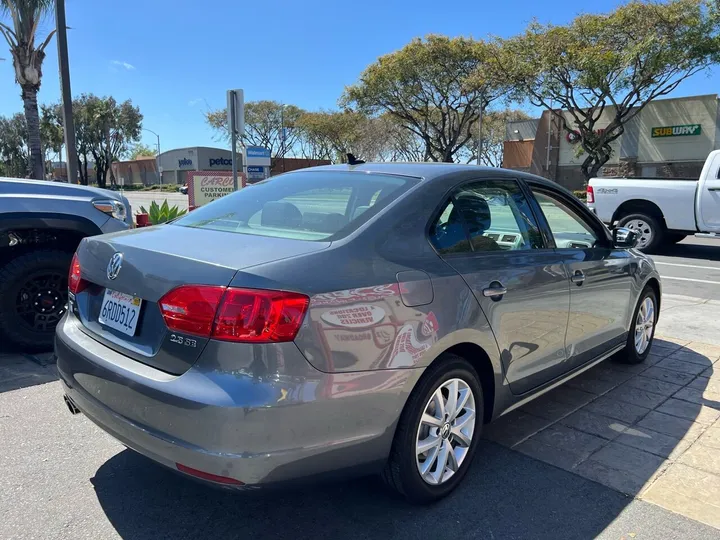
top-left (503, 94), bottom-right (720, 190)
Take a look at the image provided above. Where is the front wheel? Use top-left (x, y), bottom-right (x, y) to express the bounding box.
top-left (620, 287), bottom-right (658, 364)
top-left (383, 354), bottom-right (483, 503)
top-left (617, 213), bottom-right (664, 252)
top-left (0, 250), bottom-right (72, 351)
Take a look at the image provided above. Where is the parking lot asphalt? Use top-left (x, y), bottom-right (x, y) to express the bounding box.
top-left (651, 237), bottom-right (720, 300)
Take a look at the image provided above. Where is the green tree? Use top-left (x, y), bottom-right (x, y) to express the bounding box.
top-left (206, 100), bottom-right (304, 158)
top-left (0, 113), bottom-right (28, 177)
top-left (499, 0), bottom-right (720, 179)
top-left (342, 35), bottom-right (508, 162)
top-left (127, 143), bottom-right (156, 160)
top-left (43, 94), bottom-right (143, 187)
top-left (0, 0), bottom-right (56, 179)
top-left (40, 103), bottom-right (63, 161)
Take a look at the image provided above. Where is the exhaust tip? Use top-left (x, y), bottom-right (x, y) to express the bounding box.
top-left (63, 395), bottom-right (81, 415)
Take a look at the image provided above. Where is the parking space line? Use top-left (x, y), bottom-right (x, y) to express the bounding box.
top-left (660, 276), bottom-right (720, 285)
top-left (654, 262), bottom-right (720, 271)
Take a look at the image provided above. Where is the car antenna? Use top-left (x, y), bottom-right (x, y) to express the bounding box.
top-left (347, 153), bottom-right (365, 165)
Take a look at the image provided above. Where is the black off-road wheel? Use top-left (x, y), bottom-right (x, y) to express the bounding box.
top-left (0, 250), bottom-right (72, 351)
top-left (383, 354), bottom-right (484, 504)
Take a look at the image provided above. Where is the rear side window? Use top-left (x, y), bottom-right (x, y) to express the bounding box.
top-left (175, 171), bottom-right (418, 241)
top-left (429, 179), bottom-right (543, 254)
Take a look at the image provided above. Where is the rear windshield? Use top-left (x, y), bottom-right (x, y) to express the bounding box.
top-left (173, 170), bottom-right (419, 241)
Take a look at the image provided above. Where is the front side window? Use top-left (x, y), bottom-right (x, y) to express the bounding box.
top-left (174, 171), bottom-right (418, 241)
top-left (429, 179), bottom-right (543, 254)
top-left (532, 190), bottom-right (600, 249)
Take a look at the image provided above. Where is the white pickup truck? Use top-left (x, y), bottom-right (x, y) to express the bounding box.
top-left (587, 149), bottom-right (720, 251)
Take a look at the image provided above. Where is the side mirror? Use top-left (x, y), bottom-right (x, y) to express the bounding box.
top-left (613, 227), bottom-right (638, 249)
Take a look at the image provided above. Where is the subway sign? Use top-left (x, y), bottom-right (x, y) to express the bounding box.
top-left (651, 124), bottom-right (701, 138)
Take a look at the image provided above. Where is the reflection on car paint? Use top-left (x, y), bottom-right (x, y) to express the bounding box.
top-left (308, 283), bottom-right (440, 371)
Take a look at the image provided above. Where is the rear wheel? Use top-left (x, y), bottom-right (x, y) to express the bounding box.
top-left (0, 250), bottom-right (71, 351)
top-left (617, 213), bottom-right (664, 252)
top-left (620, 287), bottom-right (658, 364)
top-left (383, 354), bottom-right (483, 503)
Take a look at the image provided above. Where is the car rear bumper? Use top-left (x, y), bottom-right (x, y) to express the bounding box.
top-left (55, 315), bottom-right (417, 486)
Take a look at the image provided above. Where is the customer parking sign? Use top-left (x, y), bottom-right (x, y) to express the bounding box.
top-left (187, 170), bottom-right (246, 208)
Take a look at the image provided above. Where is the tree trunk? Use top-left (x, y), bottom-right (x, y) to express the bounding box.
top-left (21, 86), bottom-right (45, 180)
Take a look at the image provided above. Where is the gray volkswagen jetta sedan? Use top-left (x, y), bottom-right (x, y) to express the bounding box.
top-left (56, 163), bottom-right (660, 503)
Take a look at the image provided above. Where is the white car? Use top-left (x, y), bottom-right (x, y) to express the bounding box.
top-left (587, 150), bottom-right (720, 251)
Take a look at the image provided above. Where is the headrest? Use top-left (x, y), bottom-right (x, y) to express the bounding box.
top-left (261, 201), bottom-right (302, 228)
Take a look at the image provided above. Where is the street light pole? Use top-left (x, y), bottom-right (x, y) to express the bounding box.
top-left (142, 128), bottom-right (161, 185)
top-left (56, 0), bottom-right (78, 183)
top-left (280, 104), bottom-right (286, 172)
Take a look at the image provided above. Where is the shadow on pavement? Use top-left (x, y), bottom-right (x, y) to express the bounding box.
top-left (92, 442), bottom-right (633, 540)
top-left (0, 353), bottom-right (57, 393)
top-left (87, 338), bottom-right (719, 537)
top-left (656, 240), bottom-right (720, 262)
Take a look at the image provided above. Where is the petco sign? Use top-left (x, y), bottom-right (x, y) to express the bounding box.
top-left (187, 171), bottom-right (246, 208)
top-left (209, 157), bottom-right (232, 168)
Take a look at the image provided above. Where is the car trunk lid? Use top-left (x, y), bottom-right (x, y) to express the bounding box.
top-left (72, 225), bottom-right (329, 374)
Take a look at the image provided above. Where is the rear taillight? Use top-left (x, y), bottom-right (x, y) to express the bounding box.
top-left (68, 253), bottom-right (88, 294)
top-left (158, 285), bottom-right (309, 343)
top-left (158, 285), bottom-right (225, 337)
top-left (586, 185), bottom-right (595, 204)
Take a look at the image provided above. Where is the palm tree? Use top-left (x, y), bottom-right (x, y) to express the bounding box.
top-left (0, 1), bottom-right (55, 180)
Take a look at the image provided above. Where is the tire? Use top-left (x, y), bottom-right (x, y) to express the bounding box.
top-left (666, 233), bottom-right (687, 245)
top-left (383, 354), bottom-right (484, 504)
top-left (0, 250), bottom-right (72, 351)
top-left (619, 287), bottom-right (658, 364)
top-left (617, 213), bottom-right (665, 252)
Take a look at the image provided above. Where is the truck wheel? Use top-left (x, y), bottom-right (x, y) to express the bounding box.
top-left (617, 213), bottom-right (665, 252)
top-left (0, 250), bottom-right (72, 351)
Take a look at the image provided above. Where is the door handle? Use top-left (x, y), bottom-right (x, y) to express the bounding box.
top-left (708, 187), bottom-right (720, 191)
top-left (571, 270), bottom-right (586, 285)
top-left (483, 282), bottom-right (507, 299)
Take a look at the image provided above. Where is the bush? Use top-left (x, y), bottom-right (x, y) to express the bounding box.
top-left (138, 200), bottom-right (187, 225)
top-left (573, 190), bottom-right (587, 201)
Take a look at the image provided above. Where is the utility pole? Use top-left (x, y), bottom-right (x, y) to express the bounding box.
top-left (476, 93), bottom-right (485, 166)
top-left (56, 0), bottom-right (78, 184)
top-left (280, 105), bottom-right (286, 172)
top-left (142, 128), bottom-right (162, 184)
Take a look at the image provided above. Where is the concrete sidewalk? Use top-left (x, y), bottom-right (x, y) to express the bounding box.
top-left (484, 293), bottom-right (720, 530)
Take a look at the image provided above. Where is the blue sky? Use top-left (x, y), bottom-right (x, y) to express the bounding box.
top-left (1, 0), bottom-right (719, 156)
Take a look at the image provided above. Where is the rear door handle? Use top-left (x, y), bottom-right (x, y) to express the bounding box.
top-left (708, 187), bottom-right (720, 191)
top-left (571, 270), bottom-right (586, 285)
top-left (483, 282), bottom-right (507, 299)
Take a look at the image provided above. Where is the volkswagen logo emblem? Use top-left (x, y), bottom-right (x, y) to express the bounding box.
top-left (107, 253), bottom-right (123, 281)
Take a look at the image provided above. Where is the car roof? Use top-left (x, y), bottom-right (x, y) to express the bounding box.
top-left (299, 162), bottom-right (559, 188)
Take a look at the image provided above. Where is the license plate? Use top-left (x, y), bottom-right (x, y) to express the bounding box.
top-left (98, 289), bottom-right (142, 336)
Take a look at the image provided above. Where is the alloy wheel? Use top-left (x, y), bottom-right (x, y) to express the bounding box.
top-left (415, 378), bottom-right (476, 486)
top-left (634, 296), bottom-right (655, 354)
